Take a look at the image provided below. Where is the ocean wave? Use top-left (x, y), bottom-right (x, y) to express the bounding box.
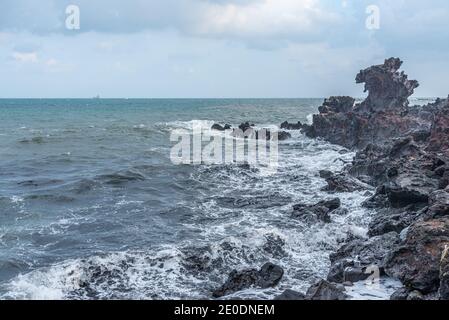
top-left (97, 169), bottom-right (146, 185)
top-left (1, 113), bottom-right (385, 300)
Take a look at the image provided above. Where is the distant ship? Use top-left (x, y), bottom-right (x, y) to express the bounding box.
top-left (93, 94), bottom-right (101, 100)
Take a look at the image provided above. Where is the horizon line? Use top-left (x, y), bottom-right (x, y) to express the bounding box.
top-left (0, 96), bottom-right (440, 100)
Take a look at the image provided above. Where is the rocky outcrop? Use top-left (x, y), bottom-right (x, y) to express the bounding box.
top-left (318, 96), bottom-right (355, 114)
top-left (427, 97), bottom-right (449, 155)
top-left (305, 280), bottom-right (348, 300)
top-left (367, 206), bottom-right (424, 237)
top-left (211, 123), bottom-right (232, 131)
top-left (280, 121), bottom-right (303, 130)
top-left (302, 58), bottom-right (449, 299)
top-left (292, 198), bottom-right (341, 223)
top-left (385, 217), bottom-right (449, 294)
top-left (277, 131), bottom-right (292, 141)
top-left (355, 58), bottom-right (419, 113)
top-left (302, 58), bottom-right (428, 149)
top-left (212, 263), bottom-right (284, 298)
top-left (319, 170), bottom-right (369, 193)
top-left (327, 232), bottom-right (400, 283)
top-left (212, 122), bottom-right (292, 141)
top-left (274, 289), bottom-right (306, 300)
top-left (428, 189), bottom-right (449, 218)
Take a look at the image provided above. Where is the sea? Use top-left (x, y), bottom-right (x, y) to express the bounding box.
top-left (0, 98), bottom-right (433, 300)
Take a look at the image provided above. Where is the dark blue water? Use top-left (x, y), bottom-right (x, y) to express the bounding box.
top-left (0, 99), bottom-right (388, 299)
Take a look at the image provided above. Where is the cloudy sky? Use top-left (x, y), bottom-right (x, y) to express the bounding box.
top-left (1, 0), bottom-right (448, 98)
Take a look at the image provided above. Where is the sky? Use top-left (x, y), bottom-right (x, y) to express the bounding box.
top-left (0, 0), bottom-right (448, 98)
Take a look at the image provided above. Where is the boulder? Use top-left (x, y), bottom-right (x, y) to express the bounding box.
top-left (305, 280), bottom-right (348, 300)
top-left (319, 170), bottom-right (368, 193)
top-left (292, 198), bottom-right (341, 223)
top-left (212, 263), bottom-right (284, 298)
top-left (368, 207), bottom-right (424, 237)
top-left (274, 289), bottom-right (306, 300)
top-left (390, 287), bottom-right (410, 300)
top-left (238, 122), bottom-right (255, 132)
top-left (277, 131), bottom-right (292, 141)
top-left (263, 234), bottom-right (287, 258)
top-left (386, 172), bottom-right (439, 208)
top-left (280, 121), bottom-right (303, 130)
top-left (327, 232), bottom-right (400, 283)
top-left (362, 186), bottom-right (390, 209)
top-left (211, 123), bottom-right (232, 131)
top-left (407, 290), bottom-right (425, 301)
top-left (428, 189), bottom-right (449, 218)
top-left (385, 217), bottom-right (449, 294)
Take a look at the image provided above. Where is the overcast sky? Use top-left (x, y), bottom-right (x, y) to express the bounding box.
top-left (1, 0), bottom-right (448, 98)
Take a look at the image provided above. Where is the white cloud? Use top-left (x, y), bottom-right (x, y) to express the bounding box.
top-left (194, 0), bottom-right (339, 38)
top-left (12, 51), bottom-right (38, 63)
top-left (0, 0), bottom-right (341, 47)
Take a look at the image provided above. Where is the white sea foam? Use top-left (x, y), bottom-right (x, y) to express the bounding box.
top-left (346, 278), bottom-right (402, 300)
top-left (1, 127), bottom-right (386, 300)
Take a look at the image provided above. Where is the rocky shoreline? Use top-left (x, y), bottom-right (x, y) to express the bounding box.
top-left (212, 58), bottom-right (449, 300)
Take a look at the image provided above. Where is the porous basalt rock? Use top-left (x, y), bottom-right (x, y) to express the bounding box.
top-left (305, 280), bottom-right (348, 300)
top-left (212, 263), bottom-right (284, 298)
top-left (384, 217), bottom-right (449, 294)
top-left (355, 57), bottom-right (419, 113)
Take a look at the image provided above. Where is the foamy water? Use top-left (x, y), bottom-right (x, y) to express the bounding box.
top-left (0, 98), bottom-right (407, 300)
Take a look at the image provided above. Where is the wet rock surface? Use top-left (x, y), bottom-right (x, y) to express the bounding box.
top-left (274, 289), bottom-right (306, 300)
top-left (296, 57), bottom-right (449, 300)
top-left (385, 217), bottom-right (449, 294)
top-left (292, 198), bottom-right (341, 223)
top-left (319, 170), bottom-right (369, 193)
top-left (207, 58), bottom-right (449, 300)
top-left (355, 57), bottom-right (419, 113)
top-left (302, 58), bottom-right (428, 149)
top-left (211, 123), bottom-right (232, 131)
top-left (212, 263), bottom-right (284, 298)
top-left (305, 279), bottom-right (348, 300)
top-left (280, 121), bottom-right (303, 130)
top-left (327, 232), bottom-right (400, 283)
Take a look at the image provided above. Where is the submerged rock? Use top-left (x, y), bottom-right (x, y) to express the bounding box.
top-left (212, 263), bottom-right (284, 298)
top-left (277, 131), bottom-right (292, 141)
top-left (263, 234), bottom-right (287, 258)
top-left (231, 122), bottom-right (291, 141)
top-left (305, 280), bottom-right (348, 300)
